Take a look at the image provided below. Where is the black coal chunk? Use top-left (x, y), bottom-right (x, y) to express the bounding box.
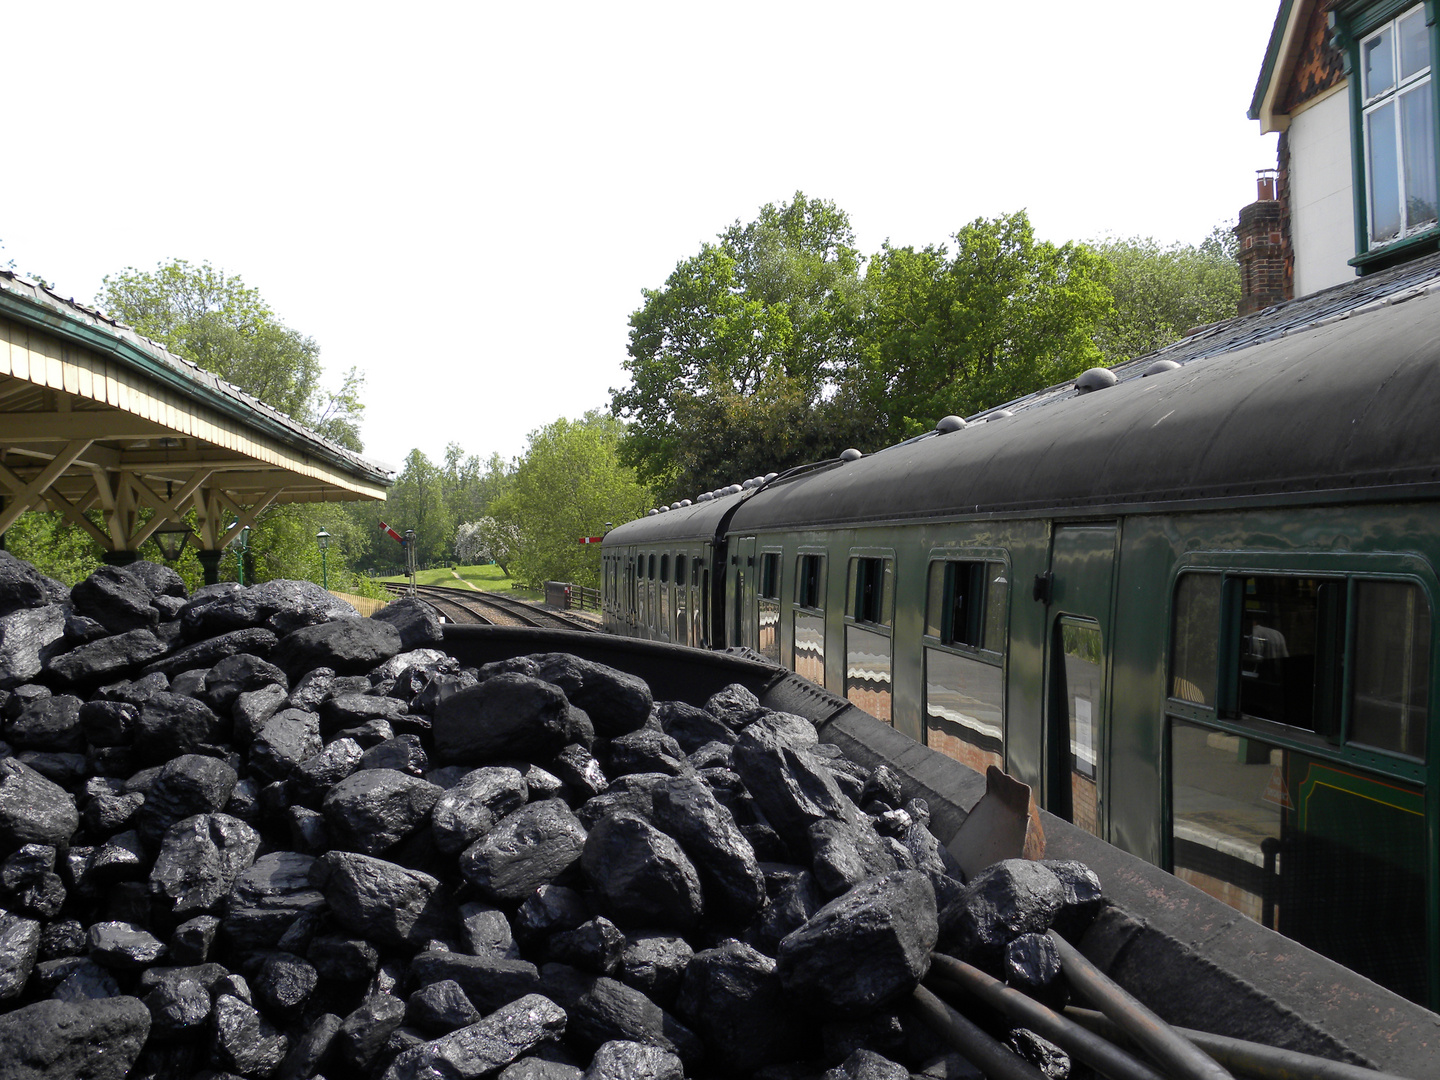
top-left (0, 757), bottom-right (79, 850)
top-left (323, 768), bottom-right (442, 855)
top-left (808, 818), bottom-right (899, 898)
top-left (937, 859), bottom-right (1064, 970)
top-left (581, 811), bottom-right (703, 931)
top-left (676, 938), bottom-right (803, 1073)
top-left (432, 765), bottom-right (530, 849)
top-left (824, 1047), bottom-right (912, 1080)
top-left (649, 776), bottom-right (765, 921)
top-left (540, 964), bottom-right (702, 1064)
top-left (778, 870), bottom-right (938, 1017)
top-left (460, 800), bottom-right (588, 902)
top-left (138, 753), bottom-right (239, 844)
top-left (71, 566), bottom-right (160, 634)
top-left (617, 933), bottom-right (693, 1008)
top-left (370, 596), bottom-right (446, 649)
top-left (733, 735), bottom-right (863, 856)
top-left (410, 950), bottom-right (544, 1013)
top-left (382, 993), bottom-right (568, 1080)
top-left (433, 674), bottom-right (582, 765)
top-left (1004, 932), bottom-right (1067, 1010)
top-left (271, 616), bottom-right (403, 679)
top-left (0, 550), bottom-right (69, 616)
top-left (335, 992), bottom-right (409, 1074)
top-left (584, 1039), bottom-right (685, 1080)
top-left (0, 995), bottom-right (151, 1080)
top-left (547, 916), bottom-right (625, 975)
top-left (134, 693), bottom-right (227, 763)
top-left (407, 977), bottom-right (482, 1034)
top-left (149, 813), bottom-right (260, 916)
top-left (0, 604), bottom-right (67, 687)
top-left (530, 653), bottom-right (653, 738)
top-left (311, 850), bottom-right (454, 949)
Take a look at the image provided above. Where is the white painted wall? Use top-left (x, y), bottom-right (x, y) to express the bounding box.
top-left (1288, 88), bottom-right (1358, 297)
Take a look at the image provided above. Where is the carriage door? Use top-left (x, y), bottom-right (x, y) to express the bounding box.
top-left (1041, 524), bottom-right (1118, 839)
top-left (732, 536), bottom-right (757, 647)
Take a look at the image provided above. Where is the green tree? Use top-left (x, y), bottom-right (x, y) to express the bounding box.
top-left (856, 211), bottom-right (1113, 438)
top-left (612, 192), bottom-right (867, 502)
top-left (97, 259), bottom-right (365, 450)
top-left (491, 412), bottom-right (651, 588)
top-left (1091, 230), bottom-right (1240, 363)
top-left (384, 450), bottom-right (453, 568)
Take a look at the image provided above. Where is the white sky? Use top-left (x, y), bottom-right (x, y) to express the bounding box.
top-left (4, 1), bottom-right (1281, 475)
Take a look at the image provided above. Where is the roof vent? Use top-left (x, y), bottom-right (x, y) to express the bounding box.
top-left (726, 484), bottom-right (743, 496)
top-left (1075, 368), bottom-right (1118, 394)
top-left (985, 409), bottom-right (1014, 422)
top-left (764, 472), bottom-right (778, 482)
top-left (658, 506), bottom-right (669, 513)
top-left (750, 476), bottom-right (765, 487)
top-left (742, 479), bottom-right (758, 490)
top-left (647, 509), bottom-right (658, 516)
top-left (679, 499), bottom-right (692, 507)
top-left (697, 492), bottom-right (713, 502)
top-left (840, 448), bottom-right (863, 462)
top-left (1143, 359), bottom-right (1180, 376)
top-left (669, 502), bottom-right (681, 510)
top-left (935, 415), bottom-right (966, 433)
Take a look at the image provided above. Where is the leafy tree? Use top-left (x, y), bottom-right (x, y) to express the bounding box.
top-left (97, 259), bottom-right (365, 450)
top-left (612, 192), bottom-right (867, 502)
top-left (384, 450), bottom-right (453, 568)
top-left (490, 412), bottom-right (651, 588)
top-left (855, 211), bottom-right (1113, 438)
top-left (1090, 231), bottom-right (1240, 363)
top-left (454, 516), bottom-right (520, 576)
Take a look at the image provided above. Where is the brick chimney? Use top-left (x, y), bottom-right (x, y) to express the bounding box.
top-left (1236, 168), bottom-right (1289, 316)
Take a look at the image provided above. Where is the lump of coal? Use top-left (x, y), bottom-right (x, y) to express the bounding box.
top-left (938, 859), bottom-right (1064, 970)
top-left (581, 811), bottom-right (703, 931)
top-left (460, 800), bottom-right (588, 902)
top-left (778, 870), bottom-right (938, 1017)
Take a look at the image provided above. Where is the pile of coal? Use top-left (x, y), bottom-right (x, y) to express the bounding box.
top-left (0, 552), bottom-right (1104, 1080)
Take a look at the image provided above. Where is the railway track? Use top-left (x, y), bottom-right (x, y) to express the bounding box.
top-left (380, 581), bottom-right (598, 633)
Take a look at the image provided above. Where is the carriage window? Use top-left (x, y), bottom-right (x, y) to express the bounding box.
top-left (1171, 574), bottom-right (1221, 706)
top-left (926, 560), bottom-right (1007, 651)
top-left (849, 557), bottom-right (892, 627)
top-left (647, 554), bottom-right (655, 580)
top-left (796, 554), bottom-right (825, 609)
top-left (660, 554), bottom-right (669, 583)
top-left (1351, 580), bottom-right (1429, 758)
top-left (675, 555), bottom-right (687, 586)
top-left (1236, 576), bottom-right (1342, 736)
top-left (760, 552), bottom-right (780, 599)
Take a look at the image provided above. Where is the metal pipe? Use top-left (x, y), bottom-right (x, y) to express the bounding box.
top-left (910, 985), bottom-right (1049, 1080)
top-left (928, 952), bottom-right (1167, 1080)
top-left (1064, 1008), bottom-right (1420, 1080)
top-left (1048, 930), bottom-right (1236, 1080)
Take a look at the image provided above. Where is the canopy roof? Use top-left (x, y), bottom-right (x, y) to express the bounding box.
top-left (0, 270), bottom-right (392, 556)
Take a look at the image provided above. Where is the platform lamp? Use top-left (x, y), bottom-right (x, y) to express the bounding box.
top-left (152, 520), bottom-right (192, 563)
top-left (316, 528), bottom-right (332, 590)
top-left (227, 522), bottom-right (251, 585)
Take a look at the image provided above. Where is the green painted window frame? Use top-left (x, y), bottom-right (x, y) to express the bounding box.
top-left (1336, 0), bottom-right (1440, 269)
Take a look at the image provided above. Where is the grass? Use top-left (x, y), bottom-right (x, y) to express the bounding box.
top-left (375, 564), bottom-right (542, 599)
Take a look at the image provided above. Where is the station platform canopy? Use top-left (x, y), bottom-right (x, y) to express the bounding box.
top-left (0, 270), bottom-right (393, 576)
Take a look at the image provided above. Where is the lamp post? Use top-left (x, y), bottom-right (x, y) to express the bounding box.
top-left (227, 522), bottom-right (251, 585)
top-left (316, 528), bottom-right (331, 590)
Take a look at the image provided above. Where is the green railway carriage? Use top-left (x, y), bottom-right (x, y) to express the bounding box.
top-left (602, 259), bottom-right (1440, 1010)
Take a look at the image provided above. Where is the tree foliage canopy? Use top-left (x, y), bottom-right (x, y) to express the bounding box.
top-left (855, 211), bottom-right (1114, 438)
top-left (97, 259), bottom-right (365, 450)
top-left (1090, 228), bottom-right (1241, 363)
top-left (490, 412), bottom-right (651, 588)
top-left (613, 193), bottom-right (868, 502)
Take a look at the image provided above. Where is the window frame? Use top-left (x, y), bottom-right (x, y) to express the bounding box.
top-left (923, 552), bottom-right (1010, 661)
top-left (794, 551), bottom-right (826, 611)
top-left (1164, 555), bottom-right (1435, 783)
top-left (846, 552), bottom-right (894, 629)
top-left (1341, 1), bottom-right (1440, 269)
